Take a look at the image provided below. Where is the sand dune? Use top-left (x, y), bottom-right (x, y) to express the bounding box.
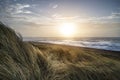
top-left (0, 23), bottom-right (120, 80)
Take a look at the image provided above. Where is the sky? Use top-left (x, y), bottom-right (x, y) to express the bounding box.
top-left (0, 0), bottom-right (120, 37)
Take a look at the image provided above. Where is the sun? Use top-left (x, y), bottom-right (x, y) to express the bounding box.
top-left (59, 23), bottom-right (76, 37)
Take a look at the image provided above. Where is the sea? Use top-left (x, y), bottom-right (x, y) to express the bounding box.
top-left (23, 37), bottom-right (120, 51)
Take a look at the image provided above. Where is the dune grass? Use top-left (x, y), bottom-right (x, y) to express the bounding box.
top-left (0, 22), bottom-right (120, 80)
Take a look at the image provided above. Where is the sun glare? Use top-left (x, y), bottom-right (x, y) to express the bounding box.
top-left (59, 23), bottom-right (76, 37)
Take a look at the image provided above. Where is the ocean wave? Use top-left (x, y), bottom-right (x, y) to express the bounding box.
top-left (38, 40), bottom-right (120, 51)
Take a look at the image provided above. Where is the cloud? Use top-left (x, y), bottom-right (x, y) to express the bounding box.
top-left (3, 3), bottom-right (120, 26)
top-left (52, 13), bottom-right (80, 20)
top-left (76, 12), bottom-right (120, 24)
top-left (52, 4), bottom-right (58, 8)
top-left (96, 12), bottom-right (120, 20)
top-left (109, 12), bottom-right (120, 19)
top-left (7, 3), bottom-right (31, 14)
top-left (52, 13), bottom-right (62, 19)
top-left (51, 11), bottom-right (120, 24)
top-left (3, 11), bottom-right (53, 26)
top-left (3, 3), bottom-right (54, 24)
top-left (49, 3), bottom-right (58, 9)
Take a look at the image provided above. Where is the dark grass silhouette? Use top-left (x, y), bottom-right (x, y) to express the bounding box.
top-left (0, 22), bottom-right (120, 80)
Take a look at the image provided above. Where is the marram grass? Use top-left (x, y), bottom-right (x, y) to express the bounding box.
top-left (0, 22), bottom-right (120, 80)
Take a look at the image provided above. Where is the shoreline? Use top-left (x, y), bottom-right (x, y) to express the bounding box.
top-left (29, 41), bottom-right (120, 53)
